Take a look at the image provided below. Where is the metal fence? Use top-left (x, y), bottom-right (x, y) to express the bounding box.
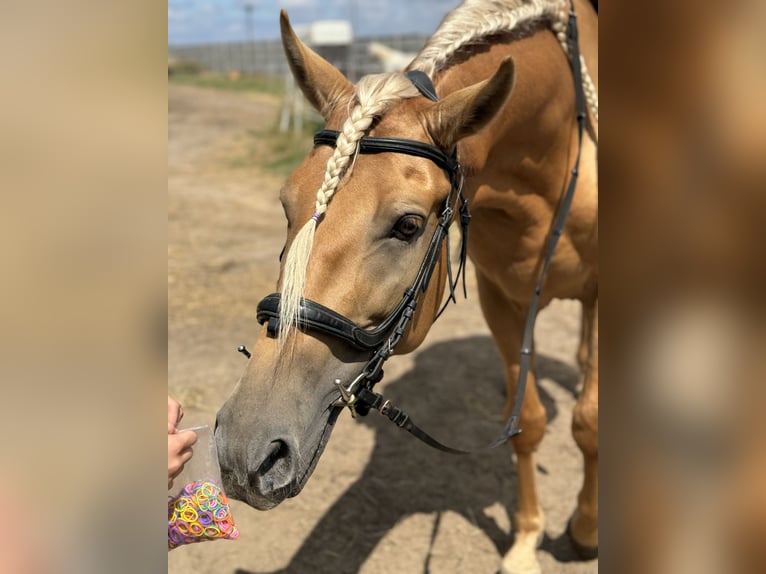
top-left (169, 35), bottom-right (430, 80)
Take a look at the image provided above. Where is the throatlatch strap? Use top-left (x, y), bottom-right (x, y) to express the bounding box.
top-left (502, 0), bottom-right (588, 439)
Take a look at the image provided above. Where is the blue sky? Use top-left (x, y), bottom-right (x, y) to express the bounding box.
top-left (169, 0), bottom-right (462, 45)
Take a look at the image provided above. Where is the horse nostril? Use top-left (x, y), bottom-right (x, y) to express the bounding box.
top-left (257, 440), bottom-right (290, 476)
top-left (247, 438), bottom-right (296, 493)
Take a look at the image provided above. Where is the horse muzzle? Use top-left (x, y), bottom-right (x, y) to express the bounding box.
top-left (215, 398), bottom-right (340, 510)
top-left (219, 439), bottom-right (299, 509)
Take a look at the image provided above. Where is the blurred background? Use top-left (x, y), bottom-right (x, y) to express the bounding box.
top-left (168, 0), bottom-right (461, 75)
top-left (165, 1), bottom-right (604, 573)
top-left (167, 1), bottom-right (598, 573)
top-left (167, 0), bottom-right (461, 136)
top-left (0, 0), bottom-right (764, 571)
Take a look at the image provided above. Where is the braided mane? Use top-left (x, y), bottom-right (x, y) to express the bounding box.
top-left (410, 0), bottom-right (597, 120)
top-left (278, 0), bottom-right (597, 343)
top-left (411, 0), bottom-right (563, 76)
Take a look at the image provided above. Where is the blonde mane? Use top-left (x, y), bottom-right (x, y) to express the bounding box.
top-left (410, 0), bottom-right (598, 120)
top-left (279, 0), bottom-right (598, 343)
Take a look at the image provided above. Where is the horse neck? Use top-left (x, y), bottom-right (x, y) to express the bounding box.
top-left (434, 29), bottom-right (576, 206)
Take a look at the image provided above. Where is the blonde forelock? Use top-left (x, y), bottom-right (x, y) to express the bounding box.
top-left (278, 73), bottom-right (421, 345)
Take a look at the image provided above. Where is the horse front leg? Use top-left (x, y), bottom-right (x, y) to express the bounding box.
top-left (477, 272), bottom-right (548, 574)
top-left (570, 298), bottom-right (599, 556)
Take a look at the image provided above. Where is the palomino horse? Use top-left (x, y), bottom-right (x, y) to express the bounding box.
top-left (216, 0), bottom-right (598, 572)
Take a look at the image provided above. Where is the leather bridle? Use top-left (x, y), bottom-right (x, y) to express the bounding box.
top-left (247, 2), bottom-right (588, 455)
top-left (255, 68), bottom-right (473, 433)
top-left (255, 95), bottom-right (467, 354)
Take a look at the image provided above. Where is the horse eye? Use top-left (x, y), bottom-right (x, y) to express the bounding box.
top-left (391, 215), bottom-right (423, 241)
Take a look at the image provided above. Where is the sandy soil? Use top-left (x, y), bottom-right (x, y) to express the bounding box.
top-left (168, 83), bottom-right (597, 573)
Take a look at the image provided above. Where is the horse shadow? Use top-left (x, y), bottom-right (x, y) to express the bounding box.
top-left (236, 335), bottom-right (582, 574)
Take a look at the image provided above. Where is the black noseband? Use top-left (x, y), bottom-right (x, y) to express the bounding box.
top-left (256, 293), bottom-right (408, 352)
top-left (256, 173), bottom-right (459, 353)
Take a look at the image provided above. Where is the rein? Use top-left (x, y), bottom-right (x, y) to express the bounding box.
top-left (248, 2), bottom-right (588, 455)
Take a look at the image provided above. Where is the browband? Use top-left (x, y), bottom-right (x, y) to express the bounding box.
top-left (311, 68), bottom-right (455, 178)
top-left (313, 130), bottom-right (458, 179)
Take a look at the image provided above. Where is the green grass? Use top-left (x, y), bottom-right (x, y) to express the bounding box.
top-left (262, 134), bottom-right (313, 174)
top-left (263, 118), bottom-right (325, 175)
top-left (169, 72), bottom-right (285, 96)
top-left (230, 117), bottom-right (326, 177)
top-left (170, 71), bottom-right (324, 176)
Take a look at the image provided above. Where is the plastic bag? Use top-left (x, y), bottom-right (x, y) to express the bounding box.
top-left (168, 424), bottom-right (239, 549)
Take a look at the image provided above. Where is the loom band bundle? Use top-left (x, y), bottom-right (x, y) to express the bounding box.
top-left (168, 479), bottom-right (239, 549)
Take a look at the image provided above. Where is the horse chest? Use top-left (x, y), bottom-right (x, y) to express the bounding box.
top-left (467, 200), bottom-right (596, 303)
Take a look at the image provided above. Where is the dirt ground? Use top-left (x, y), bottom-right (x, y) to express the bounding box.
top-left (168, 83), bottom-right (597, 573)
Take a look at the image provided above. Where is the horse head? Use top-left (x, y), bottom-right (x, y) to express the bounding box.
top-left (215, 10), bottom-right (514, 510)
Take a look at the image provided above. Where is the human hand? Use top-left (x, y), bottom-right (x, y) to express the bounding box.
top-left (168, 429), bottom-right (198, 490)
top-left (168, 395), bottom-right (184, 434)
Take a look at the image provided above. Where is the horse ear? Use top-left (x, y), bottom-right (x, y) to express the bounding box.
top-left (424, 57), bottom-right (515, 150)
top-left (280, 10), bottom-right (354, 119)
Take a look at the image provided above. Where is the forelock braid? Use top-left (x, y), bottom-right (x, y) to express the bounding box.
top-left (278, 73), bottom-right (420, 345)
top-left (313, 102), bottom-right (378, 218)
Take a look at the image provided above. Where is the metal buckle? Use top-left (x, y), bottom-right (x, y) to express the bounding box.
top-left (333, 371), bottom-right (369, 417)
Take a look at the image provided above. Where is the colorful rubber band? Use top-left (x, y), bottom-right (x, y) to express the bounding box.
top-left (168, 479), bottom-right (240, 549)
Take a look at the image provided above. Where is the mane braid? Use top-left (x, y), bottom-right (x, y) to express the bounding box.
top-left (278, 73), bottom-right (421, 345)
top-left (410, 0), bottom-right (563, 76)
top-left (410, 0), bottom-right (598, 121)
